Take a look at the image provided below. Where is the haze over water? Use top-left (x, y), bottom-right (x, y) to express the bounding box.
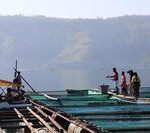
top-left (0, 0), bottom-right (150, 91)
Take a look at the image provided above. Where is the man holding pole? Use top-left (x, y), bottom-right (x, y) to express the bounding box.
top-left (106, 68), bottom-right (119, 95)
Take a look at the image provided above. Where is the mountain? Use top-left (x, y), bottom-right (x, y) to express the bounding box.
top-left (0, 15), bottom-right (150, 91)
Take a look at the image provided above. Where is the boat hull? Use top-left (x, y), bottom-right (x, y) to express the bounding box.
top-left (66, 89), bottom-right (101, 95)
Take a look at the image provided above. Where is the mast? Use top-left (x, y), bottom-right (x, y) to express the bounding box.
top-left (14, 60), bottom-right (18, 78)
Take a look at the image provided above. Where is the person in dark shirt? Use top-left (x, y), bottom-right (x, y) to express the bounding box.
top-left (4, 88), bottom-right (14, 103)
top-left (13, 71), bottom-right (22, 89)
top-left (131, 72), bottom-right (141, 100)
top-left (106, 68), bottom-right (119, 94)
top-left (16, 71), bottom-right (22, 85)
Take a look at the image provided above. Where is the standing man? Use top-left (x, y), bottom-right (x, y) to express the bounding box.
top-left (131, 72), bottom-right (141, 100)
top-left (120, 71), bottom-right (127, 96)
top-left (16, 71), bottom-right (22, 85)
top-left (106, 68), bottom-right (119, 95)
top-left (14, 71), bottom-right (22, 89)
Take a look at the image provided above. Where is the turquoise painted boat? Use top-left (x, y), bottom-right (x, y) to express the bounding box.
top-left (31, 87), bottom-right (150, 133)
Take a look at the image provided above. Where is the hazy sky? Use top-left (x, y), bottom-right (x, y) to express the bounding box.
top-left (0, 0), bottom-right (150, 18)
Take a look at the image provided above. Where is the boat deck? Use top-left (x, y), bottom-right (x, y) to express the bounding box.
top-left (0, 100), bottom-right (105, 133)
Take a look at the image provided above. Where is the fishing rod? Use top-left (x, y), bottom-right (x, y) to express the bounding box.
top-left (14, 69), bottom-right (62, 104)
top-left (13, 68), bottom-right (39, 95)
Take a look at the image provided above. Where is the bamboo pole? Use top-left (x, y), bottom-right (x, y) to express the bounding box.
top-left (27, 107), bottom-right (56, 133)
top-left (34, 106), bottom-right (67, 133)
top-left (30, 100), bottom-right (97, 133)
top-left (14, 108), bottom-right (38, 133)
top-left (42, 105), bottom-right (98, 133)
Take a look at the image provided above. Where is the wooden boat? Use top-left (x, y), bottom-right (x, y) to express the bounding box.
top-left (32, 90), bottom-right (150, 132)
top-left (0, 64), bottom-right (105, 132)
top-left (109, 91), bottom-right (150, 104)
top-left (0, 79), bottom-right (31, 109)
top-left (0, 99), bottom-right (105, 133)
top-left (66, 89), bottom-right (102, 95)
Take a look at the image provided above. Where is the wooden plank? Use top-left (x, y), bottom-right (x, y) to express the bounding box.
top-left (31, 100), bottom-right (107, 132)
top-left (14, 108), bottom-right (38, 133)
top-left (34, 106), bottom-right (67, 133)
top-left (27, 107), bottom-right (57, 133)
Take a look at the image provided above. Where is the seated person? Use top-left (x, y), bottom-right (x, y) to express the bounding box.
top-left (4, 88), bottom-right (14, 103)
top-left (18, 89), bottom-right (26, 101)
top-left (11, 87), bottom-right (26, 101)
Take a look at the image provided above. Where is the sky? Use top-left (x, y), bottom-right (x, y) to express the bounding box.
top-left (0, 0), bottom-right (150, 18)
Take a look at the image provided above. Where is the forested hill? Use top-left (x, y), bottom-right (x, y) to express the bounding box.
top-left (0, 15), bottom-right (150, 90)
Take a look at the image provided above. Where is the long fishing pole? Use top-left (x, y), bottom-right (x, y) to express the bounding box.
top-left (13, 66), bottom-right (60, 103)
top-left (13, 68), bottom-right (38, 94)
